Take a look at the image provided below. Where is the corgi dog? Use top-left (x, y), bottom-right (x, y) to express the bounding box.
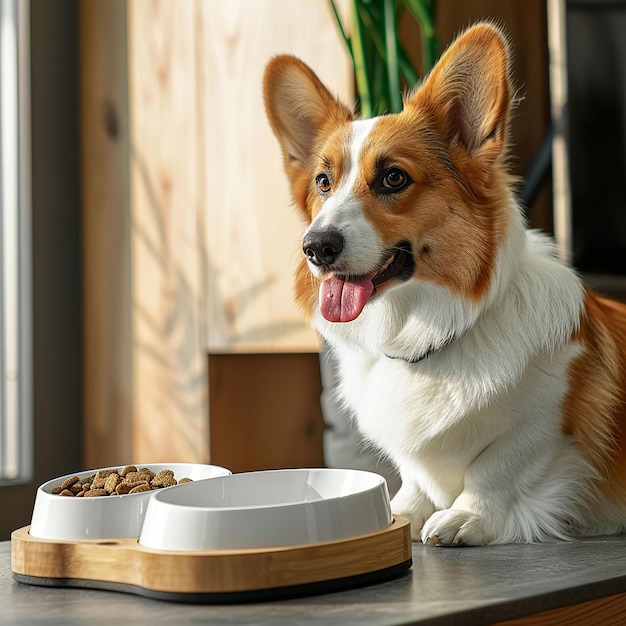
top-left (263, 22), bottom-right (626, 545)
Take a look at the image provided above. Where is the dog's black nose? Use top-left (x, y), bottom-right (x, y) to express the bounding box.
top-left (302, 228), bottom-right (344, 267)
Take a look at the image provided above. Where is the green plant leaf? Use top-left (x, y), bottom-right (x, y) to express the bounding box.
top-left (329, 0), bottom-right (354, 58)
top-left (327, 0), bottom-right (439, 116)
top-left (351, 0), bottom-right (373, 117)
top-left (383, 0), bottom-right (401, 112)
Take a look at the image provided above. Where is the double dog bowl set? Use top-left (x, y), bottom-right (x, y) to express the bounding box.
top-left (11, 463), bottom-right (412, 602)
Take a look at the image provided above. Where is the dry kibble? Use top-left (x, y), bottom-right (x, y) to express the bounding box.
top-left (52, 465), bottom-right (192, 497)
top-left (123, 471), bottom-right (150, 485)
top-left (91, 476), bottom-right (107, 489)
top-left (129, 480), bottom-right (150, 492)
top-left (128, 483), bottom-right (151, 494)
top-left (94, 469), bottom-right (119, 480)
top-left (59, 476), bottom-right (80, 491)
top-left (115, 482), bottom-right (132, 495)
top-left (104, 473), bottom-right (121, 494)
top-left (151, 469), bottom-right (176, 488)
top-left (92, 469), bottom-right (119, 489)
top-left (155, 476), bottom-right (177, 488)
top-left (153, 469), bottom-right (174, 479)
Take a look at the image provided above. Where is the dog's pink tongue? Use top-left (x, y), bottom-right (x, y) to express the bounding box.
top-left (319, 276), bottom-right (374, 322)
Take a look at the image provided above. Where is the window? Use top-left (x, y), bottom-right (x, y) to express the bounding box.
top-left (0, 0), bottom-right (31, 484)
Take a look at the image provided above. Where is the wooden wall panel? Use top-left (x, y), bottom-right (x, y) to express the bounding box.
top-left (128, 1), bottom-right (209, 462)
top-left (81, 1), bottom-right (351, 467)
top-left (81, 0), bottom-right (133, 467)
top-left (200, 0), bottom-right (352, 353)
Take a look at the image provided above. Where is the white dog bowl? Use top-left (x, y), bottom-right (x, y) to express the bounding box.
top-left (138, 468), bottom-right (393, 551)
top-left (29, 463), bottom-right (231, 541)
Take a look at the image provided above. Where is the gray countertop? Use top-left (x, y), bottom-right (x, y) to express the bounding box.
top-left (3, 536), bottom-right (626, 625)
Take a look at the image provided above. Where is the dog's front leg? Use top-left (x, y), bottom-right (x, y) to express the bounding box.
top-left (391, 477), bottom-right (437, 542)
top-left (418, 426), bottom-right (581, 546)
top-left (419, 442), bottom-right (520, 547)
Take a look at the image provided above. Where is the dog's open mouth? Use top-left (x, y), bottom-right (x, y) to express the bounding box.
top-left (371, 242), bottom-right (414, 287)
top-left (319, 242), bottom-right (414, 323)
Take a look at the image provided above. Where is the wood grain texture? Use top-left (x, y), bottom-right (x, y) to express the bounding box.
top-left (11, 516), bottom-right (411, 594)
top-left (128, 0), bottom-right (209, 462)
top-left (497, 591), bottom-right (626, 626)
top-left (80, 0), bottom-right (133, 467)
top-left (199, 0), bottom-right (352, 352)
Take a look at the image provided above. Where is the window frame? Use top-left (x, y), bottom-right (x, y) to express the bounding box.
top-left (0, 0), bottom-right (32, 486)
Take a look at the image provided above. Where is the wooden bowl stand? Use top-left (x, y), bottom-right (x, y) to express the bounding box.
top-left (11, 515), bottom-right (412, 603)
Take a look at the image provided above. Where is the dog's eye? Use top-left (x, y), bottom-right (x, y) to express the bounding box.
top-left (316, 173), bottom-right (331, 194)
top-left (382, 167), bottom-right (409, 192)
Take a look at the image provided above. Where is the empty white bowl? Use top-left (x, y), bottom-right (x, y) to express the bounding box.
top-left (138, 468), bottom-right (392, 551)
top-left (29, 463), bottom-right (231, 541)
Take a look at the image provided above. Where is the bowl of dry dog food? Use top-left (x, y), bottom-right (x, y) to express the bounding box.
top-left (138, 468), bottom-right (393, 551)
top-left (29, 463), bottom-right (231, 540)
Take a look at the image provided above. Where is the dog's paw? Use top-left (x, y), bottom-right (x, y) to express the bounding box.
top-left (420, 509), bottom-right (494, 546)
top-left (391, 492), bottom-right (435, 542)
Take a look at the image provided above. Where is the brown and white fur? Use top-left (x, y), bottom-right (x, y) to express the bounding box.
top-left (263, 22), bottom-right (626, 545)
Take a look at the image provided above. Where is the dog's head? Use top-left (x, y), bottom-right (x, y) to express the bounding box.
top-left (264, 22), bottom-right (517, 326)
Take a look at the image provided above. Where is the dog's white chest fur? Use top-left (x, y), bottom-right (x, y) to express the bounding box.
top-left (333, 336), bottom-right (577, 502)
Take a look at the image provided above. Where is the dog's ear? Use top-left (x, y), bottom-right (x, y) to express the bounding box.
top-left (408, 22), bottom-right (513, 161)
top-left (264, 56), bottom-right (352, 215)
